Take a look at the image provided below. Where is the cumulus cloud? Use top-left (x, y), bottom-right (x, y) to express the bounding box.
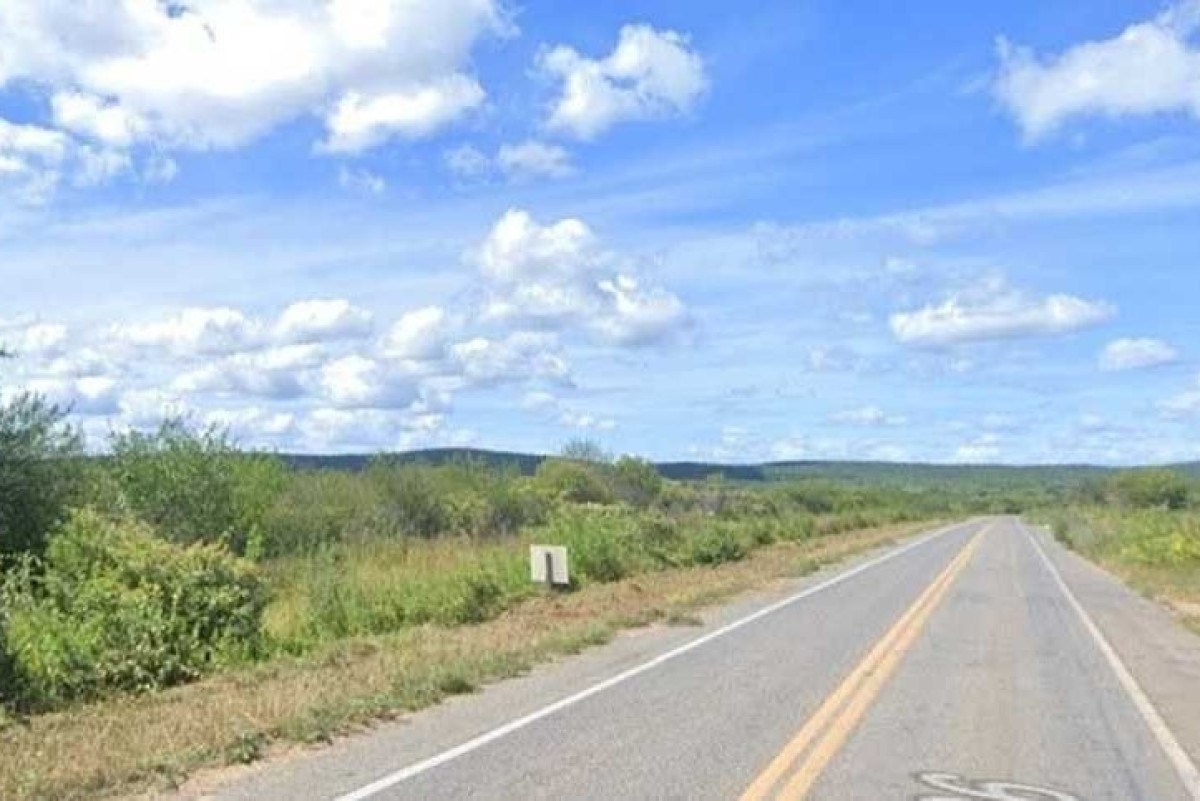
top-left (449, 331), bottom-right (571, 386)
top-left (170, 344), bottom-right (324, 399)
top-left (380, 306), bottom-right (451, 361)
top-left (538, 23), bottom-right (708, 139)
top-left (274, 298), bottom-right (373, 344)
top-left (1099, 337), bottom-right (1179, 371)
top-left (890, 279), bottom-right (1115, 347)
top-left (472, 208), bottom-right (689, 346)
top-left (319, 355), bottom-right (420, 408)
top-left (994, 2), bottom-right (1200, 139)
top-left (4, 375), bottom-right (120, 415)
top-left (112, 307), bottom-right (263, 355)
top-left (0, 319), bottom-right (69, 358)
top-left (0, 117), bottom-right (132, 202)
top-left (113, 300), bottom-right (373, 357)
top-left (0, 0), bottom-right (509, 155)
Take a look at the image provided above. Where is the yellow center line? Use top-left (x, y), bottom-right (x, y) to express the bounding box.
top-left (739, 524), bottom-right (989, 801)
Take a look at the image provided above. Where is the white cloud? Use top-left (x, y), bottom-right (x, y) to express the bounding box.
top-left (449, 331), bottom-right (571, 386)
top-left (338, 166), bottom-right (386, 196)
top-left (112, 307), bottom-right (263, 355)
top-left (380, 306), bottom-right (450, 361)
top-left (0, 319), bottom-right (69, 358)
top-left (497, 140), bottom-right (574, 180)
top-left (203, 407), bottom-right (297, 441)
top-left (6, 375), bottom-right (120, 415)
top-left (831, 406), bottom-right (906, 427)
top-left (300, 406), bottom-right (446, 452)
top-left (890, 279), bottom-right (1115, 347)
top-left (274, 298), bottom-right (373, 344)
top-left (994, 2), bottom-right (1200, 139)
top-left (0, 0), bottom-right (509, 154)
top-left (321, 76), bottom-right (486, 153)
top-left (320, 354), bottom-right (420, 408)
top-left (472, 208), bottom-right (689, 346)
top-left (1099, 337), bottom-right (1179, 371)
top-left (539, 23), bottom-right (708, 139)
top-left (170, 345), bottom-right (323, 400)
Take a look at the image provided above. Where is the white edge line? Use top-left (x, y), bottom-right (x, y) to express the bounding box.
top-left (333, 519), bottom-right (978, 801)
top-left (1025, 524), bottom-right (1200, 799)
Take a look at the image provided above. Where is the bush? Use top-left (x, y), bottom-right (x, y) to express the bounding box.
top-left (1, 509), bottom-right (266, 709)
top-left (611, 456), bottom-right (663, 508)
top-left (1108, 470), bottom-right (1193, 511)
top-left (260, 470), bottom-right (384, 556)
top-left (0, 394), bottom-right (83, 559)
top-left (109, 420), bottom-right (286, 554)
top-left (534, 458), bottom-right (614, 505)
top-left (687, 524), bottom-right (747, 566)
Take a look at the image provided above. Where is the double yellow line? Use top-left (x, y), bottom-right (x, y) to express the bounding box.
top-left (739, 526), bottom-right (988, 800)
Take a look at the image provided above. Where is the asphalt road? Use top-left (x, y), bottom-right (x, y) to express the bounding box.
top-left (211, 518), bottom-right (1200, 800)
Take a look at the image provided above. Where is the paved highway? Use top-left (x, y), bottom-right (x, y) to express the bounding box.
top-left (212, 518), bottom-right (1200, 800)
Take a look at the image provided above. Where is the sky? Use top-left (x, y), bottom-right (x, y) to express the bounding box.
top-left (0, 0), bottom-right (1198, 465)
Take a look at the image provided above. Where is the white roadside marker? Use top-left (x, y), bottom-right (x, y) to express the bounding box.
top-left (332, 519), bottom-right (978, 801)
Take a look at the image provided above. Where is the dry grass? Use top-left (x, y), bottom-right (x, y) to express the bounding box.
top-left (0, 521), bottom-right (929, 801)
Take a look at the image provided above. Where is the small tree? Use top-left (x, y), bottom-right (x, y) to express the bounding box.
top-left (0, 394), bottom-right (84, 559)
top-left (560, 438), bottom-right (610, 464)
top-left (611, 456), bottom-right (663, 508)
top-left (109, 419), bottom-right (285, 554)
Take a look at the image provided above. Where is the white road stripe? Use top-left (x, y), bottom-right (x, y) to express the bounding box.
top-left (1025, 525), bottom-right (1200, 800)
top-left (332, 519), bottom-right (978, 801)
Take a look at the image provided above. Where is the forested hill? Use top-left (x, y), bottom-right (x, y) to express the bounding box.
top-left (281, 448), bottom-right (1199, 485)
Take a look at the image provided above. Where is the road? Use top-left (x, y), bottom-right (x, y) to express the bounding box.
top-left (211, 518), bottom-right (1200, 800)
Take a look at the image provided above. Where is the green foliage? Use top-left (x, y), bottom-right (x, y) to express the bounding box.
top-left (1, 509), bottom-right (266, 709)
top-left (109, 419), bottom-right (286, 554)
top-left (533, 458), bottom-right (615, 504)
top-left (559, 438), bottom-right (610, 464)
top-left (0, 394), bottom-right (83, 559)
top-left (611, 456), bottom-right (663, 508)
top-left (1107, 469), bottom-right (1193, 511)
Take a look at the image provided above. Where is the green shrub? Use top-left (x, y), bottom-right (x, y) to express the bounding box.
top-left (0, 394), bottom-right (83, 559)
top-left (0, 509), bottom-right (266, 709)
top-left (109, 420), bottom-right (285, 554)
top-left (687, 524), bottom-right (746, 566)
top-left (261, 470), bottom-right (384, 556)
top-left (1108, 470), bottom-right (1193, 511)
top-left (533, 459), bottom-right (614, 505)
top-left (611, 456), bottom-right (663, 508)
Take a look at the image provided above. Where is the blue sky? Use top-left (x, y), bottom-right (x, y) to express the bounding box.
top-left (1, 0), bottom-right (1198, 464)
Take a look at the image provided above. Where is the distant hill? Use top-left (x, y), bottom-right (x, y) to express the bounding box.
top-left (280, 448), bottom-right (1200, 485)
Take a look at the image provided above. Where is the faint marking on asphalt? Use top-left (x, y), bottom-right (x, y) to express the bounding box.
top-left (913, 770), bottom-right (1082, 800)
top-left (739, 526), bottom-right (988, 800)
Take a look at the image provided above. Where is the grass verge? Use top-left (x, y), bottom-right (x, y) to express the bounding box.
top-left (1046, 508), bottom-right (1200, 633)
top-left (0, 520), bottom-right (932, 800)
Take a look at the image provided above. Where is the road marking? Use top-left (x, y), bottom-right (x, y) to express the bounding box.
top-left (1025, 526), bottom-right (1200, 801)
top-left (331, 519), bottom-right (979, 801)
top-left (740, 527), bottom-right (986, 801)
top-left (914, 770), bottom-right (1081, 800)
